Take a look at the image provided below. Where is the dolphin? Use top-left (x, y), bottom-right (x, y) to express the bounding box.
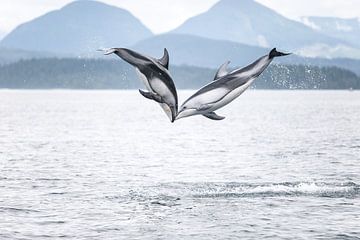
top-left (176, 48), bottom-right (290, 121)
top-left (102, 48), bottom-right (178, 122)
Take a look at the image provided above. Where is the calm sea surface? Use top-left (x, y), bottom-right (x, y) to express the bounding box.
top-left (0, 90), bottom-right (359, 239)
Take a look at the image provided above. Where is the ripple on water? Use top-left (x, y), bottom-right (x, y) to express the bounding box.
top-left (1, 90), bottom-right (360, 239)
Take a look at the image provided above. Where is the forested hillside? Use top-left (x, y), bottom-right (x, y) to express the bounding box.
top-left (0, 58), bottom-right (358, 89)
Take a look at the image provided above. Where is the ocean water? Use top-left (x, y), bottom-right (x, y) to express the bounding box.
top-left (0, 90), bottom-right (359, 240)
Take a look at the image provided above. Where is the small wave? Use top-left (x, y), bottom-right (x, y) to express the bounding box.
top-left (48, 192), bottom-right (67, 195)
top-left (150, 200), bottom-right (180, 207)
top-left (37, 220), bottom-right (66, 225)
top-left (332, 233), bottom-right (360, 240)
top-left (189, 182), bottom-right (359, 198)
top-left (0, 206), bottom-right (41, 213)
top-left (105, 182), bottom-right (359, 206)
top-left (36, 178), bottom-right (71, 181)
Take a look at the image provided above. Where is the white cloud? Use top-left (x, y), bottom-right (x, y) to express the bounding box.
top-left (257, 35), bottom-right (269, 48)
top-left (300, 17), bottom-right (321, 30)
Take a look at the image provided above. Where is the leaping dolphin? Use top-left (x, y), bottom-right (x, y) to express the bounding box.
top-left (102, 48), bottom-right (178, 122)
top-left (176, 48), bottom-right (290, 121)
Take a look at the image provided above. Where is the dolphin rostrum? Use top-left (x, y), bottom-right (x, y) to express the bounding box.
top-left (102, 48), bottom-right (178, 122)
top-left (176, 48), bottom-right (290, 121)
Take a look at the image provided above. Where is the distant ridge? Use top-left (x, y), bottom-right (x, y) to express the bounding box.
top-left (132, 33), bottom-right (360, 76)
top-left (133, 33), bottom-right (268, 68)
top-left (0, 0), bottom-right (359, 71)
top-left (171, 0), bottom-right (357, 58)
top-left (0, 0), bottom-right (153, 55)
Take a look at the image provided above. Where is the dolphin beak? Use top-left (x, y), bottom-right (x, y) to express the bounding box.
top-left (101, 48), bottom-right (143, 67)
top-left (97, 48), bottom-right (117, 55)
top-left (175, 108), bottom-right (189, 121)
top-left (175, 115), bottom-right (182, 121)
top-left (174, 110), bottom-right (182, 121)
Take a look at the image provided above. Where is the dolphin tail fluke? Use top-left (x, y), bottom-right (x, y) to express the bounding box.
top-left (269, 48), bottom-right (291, 59)
top-left (203, 112), bottom-right (225, 121)
top-left (139, 89), bottom-right (164, 103)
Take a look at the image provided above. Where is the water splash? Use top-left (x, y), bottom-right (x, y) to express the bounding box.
top-left (188, 182), bottom-right (359, 198)
top-left (107, 182), bottom-right (359, 205)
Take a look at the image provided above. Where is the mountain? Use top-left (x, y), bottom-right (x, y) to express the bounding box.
top-left (301, 17), bottom-right (360, 48)
top-left (0, 31), bottom-right (6, 40)
top-left (133, 33), bottom-right (268, 68)
top-left (171, 0), bottom-right (358, 59)
top-left (132, 33), bottom-right (360, 76)
top-left (0, 0), bottom-right (153, 55)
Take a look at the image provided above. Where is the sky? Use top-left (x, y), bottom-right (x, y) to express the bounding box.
top-left (0, 0), bottom-right (360, 36)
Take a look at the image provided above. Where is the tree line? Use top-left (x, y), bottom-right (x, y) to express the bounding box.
top-left (0, 58), bottom-right (359, 89)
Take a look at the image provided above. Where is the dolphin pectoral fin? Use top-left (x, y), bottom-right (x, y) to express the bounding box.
top-left (203, 112), bottom-right (225, 121)
top-left (158, 48), bottom-right (169, 69)
top-left (138, 89), bottom-right (164, 103)
top-left (214, 61), bottom-right (230, 80)
top-left (138, 89), bottom-right (153, 100)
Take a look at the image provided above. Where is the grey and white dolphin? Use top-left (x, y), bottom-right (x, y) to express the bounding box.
top-left (176, 48), bottom-right (290, 121)
top-left (103, 48), bottom-right (178, 122)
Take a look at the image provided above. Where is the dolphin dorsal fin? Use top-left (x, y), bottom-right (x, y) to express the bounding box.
top-left (214, 61), bottom-right (230, 80)
top-left (158, 48), bottom-right (169, 69)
